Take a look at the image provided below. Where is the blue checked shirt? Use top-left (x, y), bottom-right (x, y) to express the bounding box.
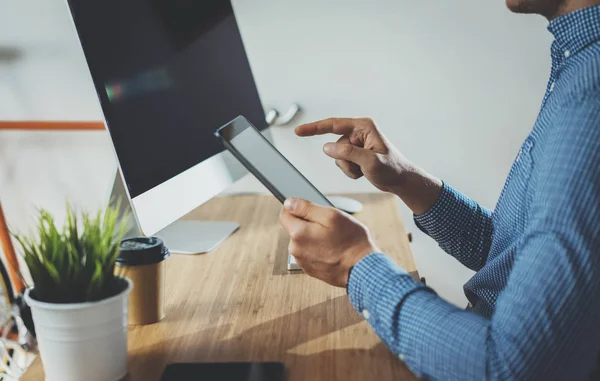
top-left (347, 6), bottom-right (600, 380)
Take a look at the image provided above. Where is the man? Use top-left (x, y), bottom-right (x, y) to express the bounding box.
top-left (279, 1), bottom-right (600, 380)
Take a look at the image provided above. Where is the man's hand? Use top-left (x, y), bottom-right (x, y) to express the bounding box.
top-left (295, 117), bottom-right (443, 215)
top-left (279, 198), bottom-right (379, 288)
top-left (296, 117), bottom-right (409, 193)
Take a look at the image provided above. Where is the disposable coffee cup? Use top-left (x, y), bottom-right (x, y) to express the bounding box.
top-left (116, 237), bottom-right (170, 325)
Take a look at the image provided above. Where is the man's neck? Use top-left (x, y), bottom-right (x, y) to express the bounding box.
top-left (549, 0), bottom-right (600, 20)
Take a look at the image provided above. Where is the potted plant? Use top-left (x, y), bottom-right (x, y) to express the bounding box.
top-left (15, 206), bottom-right (131, 381)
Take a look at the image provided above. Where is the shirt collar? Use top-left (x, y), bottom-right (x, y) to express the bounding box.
top-left (548, 5), bottom-right (600, 57)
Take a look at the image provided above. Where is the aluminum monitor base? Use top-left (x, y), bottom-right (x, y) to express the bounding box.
top-left (110, 170), bottom-right (239, 255)
top-left (155, 220), bottom-right (239, 255)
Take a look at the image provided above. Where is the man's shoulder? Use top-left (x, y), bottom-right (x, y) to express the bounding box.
top-left (560, 41), bottom-right (600, 102)
top-left (544, 44), bottom-right (600, 154)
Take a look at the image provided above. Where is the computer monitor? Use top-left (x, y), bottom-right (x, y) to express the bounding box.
top-left (66, 0), bottom-right (268, 253)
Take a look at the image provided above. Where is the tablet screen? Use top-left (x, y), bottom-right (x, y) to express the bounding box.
top-left (228, 125), bottom-right (332, 207)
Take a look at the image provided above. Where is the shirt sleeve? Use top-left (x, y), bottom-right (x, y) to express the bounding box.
top-left (348, 96), bottom-right (600, 380)
top-left (414, 183), bottom-right (493, 271)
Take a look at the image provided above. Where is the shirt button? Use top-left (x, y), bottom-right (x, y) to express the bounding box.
top-left (564, 50), bottom-right (571, 58)
top-left (549, 82), bottom-right (555, 92)
top-left (399, 354), bottom-right (405, 361)
top-left (362, 309), bottom-right (370, 320)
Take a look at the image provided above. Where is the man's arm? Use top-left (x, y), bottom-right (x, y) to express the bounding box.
top-left (349, 96), bottom-right (600, 380)
top-left (295, 117), bottom-right (493, 271)
top-left (413, 182), bottom-right (494, 271)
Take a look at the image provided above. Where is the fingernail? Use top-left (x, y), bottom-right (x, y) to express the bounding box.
top-left (323, 143), bottom-right (333, 154)
top-left (284, 198), bottom-right (297, 210)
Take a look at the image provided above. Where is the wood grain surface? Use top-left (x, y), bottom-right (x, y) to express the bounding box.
top-left (22, 193), bottom-right (419, 381)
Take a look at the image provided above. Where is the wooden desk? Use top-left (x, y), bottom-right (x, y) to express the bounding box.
top-left (22, 194), bottom-right (419, 381)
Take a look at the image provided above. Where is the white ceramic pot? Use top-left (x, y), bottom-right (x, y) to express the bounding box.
top-left (24, 278), bottom-right (132, 381)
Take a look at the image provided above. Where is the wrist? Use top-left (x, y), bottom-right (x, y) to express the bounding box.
top-left (390, 165), bottom-right (443, 215)
top-left (346, 265), bottom-right (355, 293)
top-left (344, 243), bottom-right (378, 286)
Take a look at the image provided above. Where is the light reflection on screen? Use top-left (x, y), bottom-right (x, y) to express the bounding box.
top-left (105, 67), bottom-right (172, 103)
top-left (67, 0), bottom-right (266, 197)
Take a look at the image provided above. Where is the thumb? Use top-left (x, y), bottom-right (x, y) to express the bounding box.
top-left (323, 142), bottom-right (373, 167)
top-left (284, 198), bottom-right (329, 223)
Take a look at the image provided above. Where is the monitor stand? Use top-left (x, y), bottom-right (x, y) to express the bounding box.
top-left (154, 220), bottom-right (239, 255)
top-left (109, 170), bottom-right (239, 255)
top-left (287, 254), bottom-right (301, 271)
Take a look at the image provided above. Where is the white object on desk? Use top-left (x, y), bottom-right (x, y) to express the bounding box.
top-left (24, 281), bottom-right (132, 381)
top-left (328, 196), bottom-right (364, 214)
top-left (155, 221), bottom-right (240, 255)
top-left (288, 253), bottom-right (301, 271)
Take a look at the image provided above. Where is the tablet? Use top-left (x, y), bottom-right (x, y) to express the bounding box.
top-left (215, 116), bottom-right (334, 208)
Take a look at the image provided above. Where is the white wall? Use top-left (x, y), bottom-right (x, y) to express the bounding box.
top-left (0, 0), bottom-right (552, 306)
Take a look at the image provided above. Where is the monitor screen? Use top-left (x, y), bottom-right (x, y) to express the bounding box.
top-left (67, 0), bottom-right (266, 198)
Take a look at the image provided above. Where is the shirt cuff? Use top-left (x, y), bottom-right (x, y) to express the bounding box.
top-left (347, 253), bottom-right (429, 318)
top-left (414, 182), bottom-right (469, 237)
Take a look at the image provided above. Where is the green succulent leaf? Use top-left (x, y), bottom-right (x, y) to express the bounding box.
top-left (13, 204), bottom-right (129, 303)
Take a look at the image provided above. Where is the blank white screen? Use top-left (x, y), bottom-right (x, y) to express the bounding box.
top-left (230, 128), bottom-right (332, 206)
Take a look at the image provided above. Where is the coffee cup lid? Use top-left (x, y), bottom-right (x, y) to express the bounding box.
top-left (117, 237), bottom-right (170, 266)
